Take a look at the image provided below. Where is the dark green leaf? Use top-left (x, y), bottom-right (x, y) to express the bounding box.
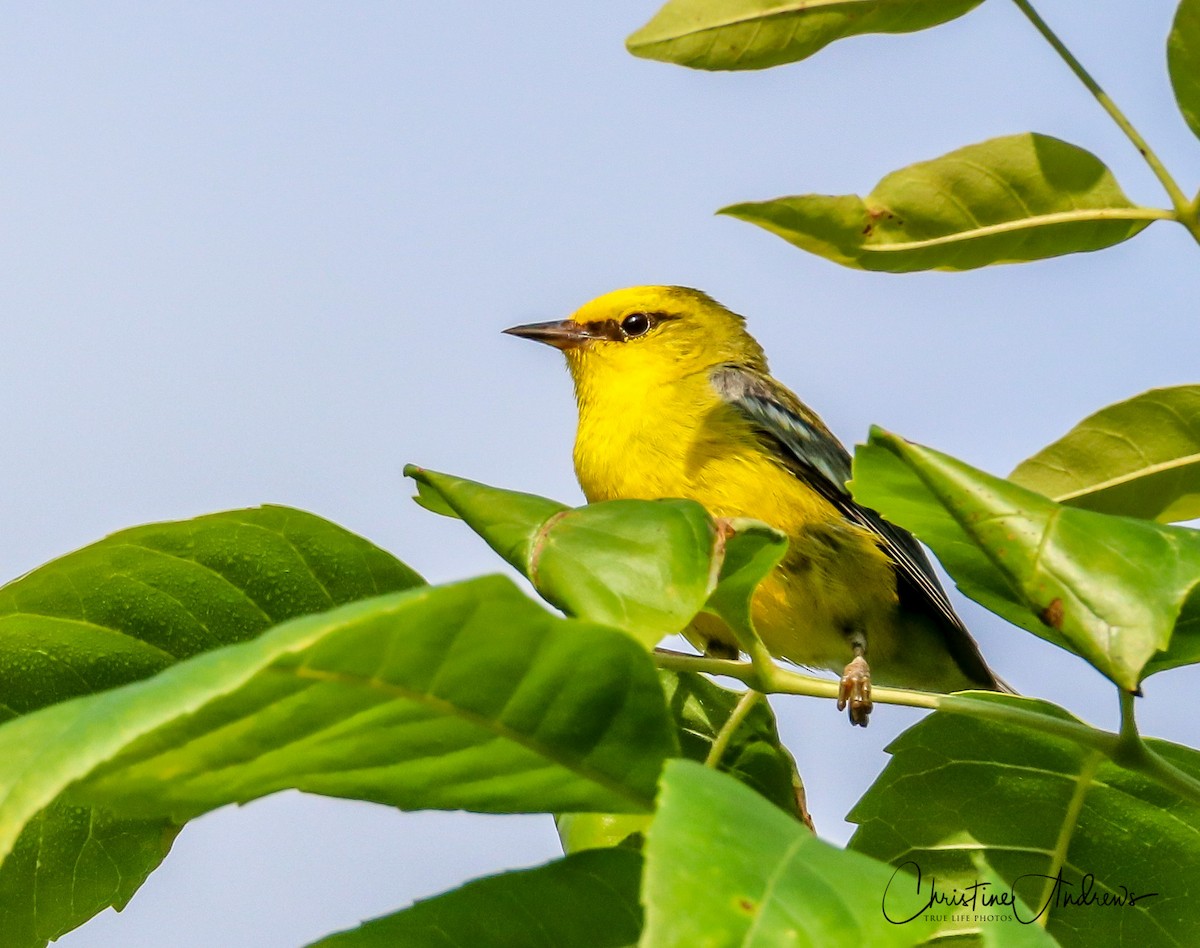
top-left (641, 761), bottom-right (939, 947)
top-left (0, 505), bottom-right (423, 716)
top-left (405, 466), bottom-right (727, 649)
top-left (1010, 385), bottom-right (1200, 523)
top-left (557, 668), bottom-right (803, 854)
top-left (627, 0), bottom-right (983, 71)
top-left (721, 134), bottom-right (1153, 272)
top-left (850, 694), bottom-right (1200, 946)
top-left (1169, 0), bottom-right (1200, 141)
top-left (0, 506), bottom-right (422, 948)
top-left (307, 848), bottom-right (643, 948)
top-left (0, 801), bottom-right (178, 948)
top-left (1164, 586), bottom-right (1200, 676)
top-left (660, 670), bottom-right (800, 818)
top-left (0, 577), bottom-right (677, 887)
top-left (850, 429), bottom-right (1200, 687)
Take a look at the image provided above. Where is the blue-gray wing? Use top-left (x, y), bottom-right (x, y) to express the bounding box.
top-left (709, 363), bottom-right (997, 687)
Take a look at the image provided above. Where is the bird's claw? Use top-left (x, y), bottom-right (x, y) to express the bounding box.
top-left (837, 655), bottom-right (872, 727)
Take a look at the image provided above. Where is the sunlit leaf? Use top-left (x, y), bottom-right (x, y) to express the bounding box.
top-left (0, 578), bottom-right (676, 896)
top-left (641, 761), bottom-right (939, 947)
top-left (627, 0), bottom-right (983, 71)
top-left (0, 506), bottom-right (422, 948)
top-left (850, 693), bottom-right (1200, 946)
top-left (722, 134), bottom-right (1153, 272)
top-left (530, 500), bottom-right (717, 649)
top-left (1169, 0), bottom-right (1200, 141)
top-left (850, 429), bottom-right (1200, 687)
top-left (1010, 385), bottom-right (1200, 523)
top-left (556, 811), bottom-right (653, 854)
top-left (408, 466), bottom-right (735, 649)
top-left (308, 848), bottom-right (643, 948)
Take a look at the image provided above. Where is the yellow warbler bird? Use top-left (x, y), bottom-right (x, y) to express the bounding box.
top-left (505, 286), bottom-right (1003, 725)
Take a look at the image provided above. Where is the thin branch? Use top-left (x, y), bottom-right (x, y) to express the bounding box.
top-left (704, 689), bottom-right (763, 768)
top-left (652, 650), bottom-right (1200, 806)
top-left (1009, 0), bottom-right (1200, 242)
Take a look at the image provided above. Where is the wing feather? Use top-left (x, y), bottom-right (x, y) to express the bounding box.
top-left (709, 363), bottom-right (998, 688)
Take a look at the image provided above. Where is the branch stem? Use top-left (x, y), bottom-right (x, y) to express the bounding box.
top-left (1009, 0), bottom-right (1200, 241)
top-left (652, 649), bottom-right (1200, 806)
top-left (704, 689), bottom-right (763, 768)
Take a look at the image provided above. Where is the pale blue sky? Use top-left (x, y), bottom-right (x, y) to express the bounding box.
top-left (2, 3), bottom-right (1196, 945)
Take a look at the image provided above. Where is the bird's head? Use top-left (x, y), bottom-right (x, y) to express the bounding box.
top-left (504, 286), bottom-right (767, 396)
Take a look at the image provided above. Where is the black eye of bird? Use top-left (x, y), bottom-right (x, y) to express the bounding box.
top-left (620, 312), bottom-right (652, 338)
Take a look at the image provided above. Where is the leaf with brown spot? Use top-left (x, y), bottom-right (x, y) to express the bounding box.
top-left (722, 134), bottom-right (1155, 272)
top-left (851, 430), bottom-right (1200, 687)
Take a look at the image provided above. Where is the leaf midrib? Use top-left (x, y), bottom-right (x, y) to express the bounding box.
top-left (1048, 451), bottom-right (1200, 506)
top-left (634, 1), bottom-right (877, 42)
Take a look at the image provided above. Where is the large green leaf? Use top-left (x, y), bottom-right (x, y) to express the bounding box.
top-left (1169, 0), bottom-right (1200, 141)
top-left (0, 506), bottom-right (423, 948)
top-left (1010, 386), bottom-right (1200, 523)
top-left (0, 579), bottom-right (676, 894)
top-left (641, 761), bottom-right (941, 947)
top-left (850, 693), bottom-right (1200, 947)
top-left (0, 505), bottom-right (422, 717)
top-left (307, 848), bottom-right (643, 948)
top-left (406, 466), bottom-right (772, 650)
top-left (721, 134), bottom-right (1154, 272)
top-left (850, 429), bottom-right (1200, 687)
top-left (627, 0), bottom-right (983, 71)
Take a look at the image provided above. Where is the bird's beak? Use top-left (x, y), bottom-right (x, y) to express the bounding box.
top-left (502, 319), bottom-right (592, 351)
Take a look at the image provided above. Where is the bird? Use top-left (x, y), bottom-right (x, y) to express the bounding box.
top-left (504, 285), bottom-right (1004, 725)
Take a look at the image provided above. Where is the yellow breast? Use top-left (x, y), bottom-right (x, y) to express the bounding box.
top-left (571, 368), bottom-right (897, 672)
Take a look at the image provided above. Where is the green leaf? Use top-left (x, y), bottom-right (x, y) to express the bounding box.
top-left (721, 134), bottom-right (1153, 272)
top-left (641, 761), bottom-right (939, 947)
top-left (1170, 0), bottom-right (1200, 141)
top-left (627, 0), bottom-right (983, 71)
top-left (702, 517), bottom-right (788, 648)
top-left (307, 848), bottom-right (643, 948)
top-left (0, 505), bottom-right (423, 716)
top-left (404, 466), bottom-right (568, 567)
top-left (850, 694), bottom-right (1200, 946)
top-left (530, 500), bottom-right (718, 649)
top-left (850, 429), bottom-right (1200, 687)
top-left (0, 505), bottom-right (423, 948)
top-left (0, 801), bottom-right (179, 948)
top-left (0, 578), bottom-right (677, 877)
top-left (1010, 385), bottom-right (1200, 523)
top-left (405, 466), bottom-right (722, 649)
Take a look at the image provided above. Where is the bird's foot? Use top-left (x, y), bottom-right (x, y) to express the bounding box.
top-left (837, 655), bottom-right (872, 727)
